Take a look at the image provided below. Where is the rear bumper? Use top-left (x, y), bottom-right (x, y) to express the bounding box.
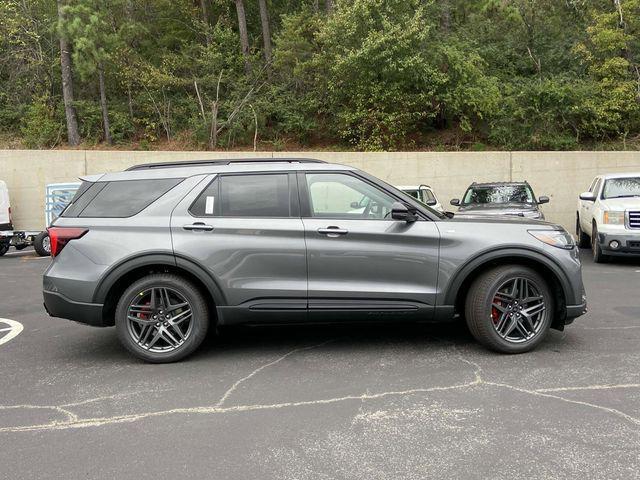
top-left (43, 290), bottom-right (106, 327)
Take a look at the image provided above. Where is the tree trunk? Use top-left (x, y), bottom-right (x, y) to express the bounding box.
top-left (200, 0), bottom-right (211, 45)
top-left (98, 64), bottom-right (112, 145)
top-left (441, 0), bottom-right (451, 34)
top-left (313, 0), bottom-right (319, 13)
top-left (56, 0), bottom-right (80, 146)
top-left (325, 0), bottom-right (333, 14)
top-left (257, 0), bottom-right (272, 64)
top-left (234, 0), bottom-right (251, 73)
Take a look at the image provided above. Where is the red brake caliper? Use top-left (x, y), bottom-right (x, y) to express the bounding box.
top-left (491, 296), bottom-right (501, 324)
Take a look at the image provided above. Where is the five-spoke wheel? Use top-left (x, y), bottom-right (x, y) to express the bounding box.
top-left (115, 274), bottom-right (209, 363)
top-left (465, 265), bottom-right (553, 353)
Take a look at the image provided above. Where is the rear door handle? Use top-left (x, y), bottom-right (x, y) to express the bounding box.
top-left (317, 226), bottom-right (348, 237)
top-left (183, 222), bottom-right (214, 232)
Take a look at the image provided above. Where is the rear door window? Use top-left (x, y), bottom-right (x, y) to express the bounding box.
top-left (190, 174), bottom-right (292, 217)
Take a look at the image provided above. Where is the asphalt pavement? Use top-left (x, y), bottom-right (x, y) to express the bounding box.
top-left (0, 248), bottom-right (639, 480)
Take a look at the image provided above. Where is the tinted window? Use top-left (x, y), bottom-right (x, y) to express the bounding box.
top-left (190, 178), bottom-right (219, 216)
top-left (191, 174), bottom-right (291, 217)
top-left (76, 178), bottom-right (182, 218)
top-left (306, 173), bottom-right (396, 219)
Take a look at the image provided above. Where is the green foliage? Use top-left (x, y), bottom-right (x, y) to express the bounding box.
top-left (1, 0), bottom-right (640, 150)
top-left (21, 97), bottom-right (63, 148)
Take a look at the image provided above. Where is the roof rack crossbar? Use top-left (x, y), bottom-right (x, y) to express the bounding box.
top-left (125, 158), bottom-right (326, 171)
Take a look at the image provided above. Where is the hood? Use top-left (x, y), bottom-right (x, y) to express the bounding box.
top-left (456, 202), bottom-right (540, 218)
top-left (601, 197), bottom-right (640, 211)
top-left (447, 214), bottom-right (558, 228)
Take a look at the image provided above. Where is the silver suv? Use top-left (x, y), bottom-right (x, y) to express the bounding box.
top-left (43, 159), bottom-right (586, 362)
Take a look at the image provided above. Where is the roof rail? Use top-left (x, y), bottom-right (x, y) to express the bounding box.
top-left (125, 158), bottom-right (326, 171)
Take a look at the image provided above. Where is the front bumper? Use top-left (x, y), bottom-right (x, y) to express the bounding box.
top-left (43, 290), bottom-right (106, 327)
top-left (597, 230), bottom-right (640, 256)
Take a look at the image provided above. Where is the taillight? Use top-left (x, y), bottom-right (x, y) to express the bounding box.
top-left (47, 227), bottom-right (88, 257)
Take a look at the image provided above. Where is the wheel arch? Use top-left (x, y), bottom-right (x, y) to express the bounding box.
top-left (94, 253), bottom-right (226, 326)
top-left (445, 248), bottom-right (570, 330)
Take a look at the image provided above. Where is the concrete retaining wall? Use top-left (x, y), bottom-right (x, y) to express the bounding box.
top-left (1, 150), bottom-right (639, 232)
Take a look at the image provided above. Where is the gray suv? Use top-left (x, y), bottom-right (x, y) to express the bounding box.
top-left (43, 159), bottom-right (586, 362)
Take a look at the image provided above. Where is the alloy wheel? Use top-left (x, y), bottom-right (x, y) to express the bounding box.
top-left (490, 277), bottom-right (547, 343)
top-left (126, 287), bottom-right (194, 353)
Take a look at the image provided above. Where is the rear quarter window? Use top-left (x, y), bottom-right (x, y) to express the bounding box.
top-left (63, 178), bottom-right (183, 218)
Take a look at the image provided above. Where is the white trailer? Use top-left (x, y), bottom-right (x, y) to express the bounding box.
top-left (0, 180), bottom-right (79, 257)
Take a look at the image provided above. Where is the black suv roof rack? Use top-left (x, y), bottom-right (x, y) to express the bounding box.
top-left (125, 158), bottom-right (326, 171)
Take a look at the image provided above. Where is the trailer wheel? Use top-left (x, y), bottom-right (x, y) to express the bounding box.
top-left (34, 232), bottom-right (51, 256)
top-left (0, 243), bottom-right (8, 256)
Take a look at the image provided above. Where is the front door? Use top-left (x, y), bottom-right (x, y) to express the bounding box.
top-left (298, 171), bottom-right (440, 322)
top-left (170, 172), bottom-right (307, 324)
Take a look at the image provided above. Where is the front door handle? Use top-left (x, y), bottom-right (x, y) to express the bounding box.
top-left (183, 222), bottom-right (214, 232)
top-left (318, 226), bottom-right (348, 237)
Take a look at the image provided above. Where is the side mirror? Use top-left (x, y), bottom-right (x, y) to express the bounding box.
top-left (538, 196), bottom-right (550, 204)
top-left (350, 201), bottom-right (360, 209)
top-left (426, 199), bottom-right (437, 206)
top-left (579, 192), bottom-right (596, 202)
top-left (450, 198), bottom-right (460, 206)
top-left (391, 202), bottom-right (417, 222)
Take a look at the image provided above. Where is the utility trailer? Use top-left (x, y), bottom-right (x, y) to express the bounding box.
top-left (0, 180), bottom-right (80, 257)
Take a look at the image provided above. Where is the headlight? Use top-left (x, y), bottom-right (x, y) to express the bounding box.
top-left (603, 211), bottom-right (625, 225)
top-left (528, 229), bottom-right (575, 249)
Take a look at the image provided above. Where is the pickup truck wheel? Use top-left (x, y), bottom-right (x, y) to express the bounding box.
top-left (33, 232), bottom-right (50, 256)
top-left (115, 274), bottom-right (209, 363)
top-left (576, 216), bottom-right (590, 249)
top-left (591, 224), bottom-right (607, 263)
top-left (0, 243), bottom-right (8, 256)
top-left (465, 266), bottom-right (553, 354)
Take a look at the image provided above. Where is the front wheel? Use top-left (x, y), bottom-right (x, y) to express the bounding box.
top-left (576, 215), bottom-right (590, 249)
top-left (115, 274), bottom-right (210, 363)
top-left (465, 266), bottom-right (553, 354)
top-left (0, 243), bottom-right (8, 256)
top-left (591, 224), bottom-right (607, 263)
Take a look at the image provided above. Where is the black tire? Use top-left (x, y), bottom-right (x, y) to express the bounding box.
top-left (591, 224), bottom-right (607, 264)
top-left (115, 274), bottom-right (209, 363)
top-left (14, 244), bottom-right (27, 251)
top-left (465, 265), bottom-right (554, 354)
top-left (576, 215), bottom-right (590, 249)
top-left (0, 243), bottom-right (8, 256)
top-left (33, 232), bottom-right (51, 256)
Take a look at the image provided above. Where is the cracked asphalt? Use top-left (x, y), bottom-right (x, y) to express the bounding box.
top-left (1, 249), bottom-right (639, 479)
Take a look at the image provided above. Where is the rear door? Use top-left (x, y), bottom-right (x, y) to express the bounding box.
top-left (170, 172), bottom-right (307, 325)
top-left (298, 171), bottom-right (440, 322)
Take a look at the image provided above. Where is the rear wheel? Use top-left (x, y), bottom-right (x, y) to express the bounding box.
top-left (115, 274), bottom-right (209, 363)
top-left (576, 215), bottom-right (590, 248)
top-left (465, 265), bottom-right (553, 354)
top-left (33, 232), bottom-right (50, 256)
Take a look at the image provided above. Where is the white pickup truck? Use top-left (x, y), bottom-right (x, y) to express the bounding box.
top-left (576, 172), bottom-right (640, 263)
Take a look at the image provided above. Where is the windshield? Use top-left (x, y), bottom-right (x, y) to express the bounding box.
top-left (602, 177), bottom-right (640, 199)
top-left (462, 184), bottom-right (534, 205)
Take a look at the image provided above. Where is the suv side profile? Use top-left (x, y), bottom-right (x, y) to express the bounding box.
top-left (43, 159), bottom-right (586, 362)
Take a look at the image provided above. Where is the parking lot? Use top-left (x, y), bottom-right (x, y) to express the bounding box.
top-left (0, 249), bottom-right (639, 479)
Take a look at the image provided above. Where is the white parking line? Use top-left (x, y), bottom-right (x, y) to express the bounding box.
top-left (0, 318), bottom-right (23, 346)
